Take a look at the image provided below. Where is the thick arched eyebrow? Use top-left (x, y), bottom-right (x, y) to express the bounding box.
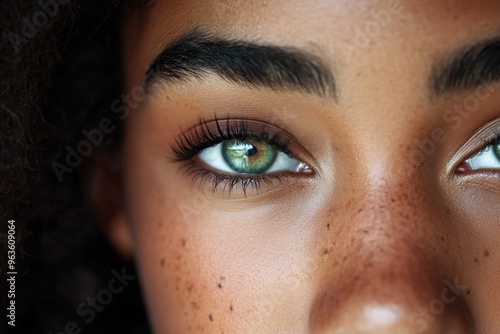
top-left (144, 29), bottom-right (336, 99)
top-left (430, 36), bottom-right (500, 99)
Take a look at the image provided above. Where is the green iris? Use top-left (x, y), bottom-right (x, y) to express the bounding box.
top-left (222, 140), bottom-right (278, 174)
top-left (494, 143), bottom-right (500, 160)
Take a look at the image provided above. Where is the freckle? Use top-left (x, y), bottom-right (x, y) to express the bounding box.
top-left (176, 255), bottom-right (182, 260)
top-left (181, 239), bottom-right (187, 247)
top-left (160, 258), bottom-right (165, 267)
top-left (466, 289), bottom-right (471, 295)
top-left (323, 249), bottom-right (329, 255)
top-left (158, 220), bottom-right (163, 227)
top-left (440, 236), bottom-right (445, 242)
top-left (474, 257), bottom-right (478, 264)
top-left (191, 301), bottom-right (200, 310)
top-left (209, 313), bottom-right (214, 322)
top-left (218, 276), bottom-right (226, 289)
top-left (187, 283), bottom-right (194, 292)
top-left (229, 305), bottom-right (234, 312)
top-left (484, 250), bottom-right (490, 257)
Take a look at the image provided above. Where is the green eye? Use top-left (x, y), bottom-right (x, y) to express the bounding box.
top-left (494, 143), bottom-right (500, 160)
top-left (221, 140), bottom-right (278, 174)
top-left (198, 139), bottom-right (309, 175)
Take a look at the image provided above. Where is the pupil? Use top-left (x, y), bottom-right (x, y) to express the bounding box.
top-left (246, 146), bottom-right (257, 157)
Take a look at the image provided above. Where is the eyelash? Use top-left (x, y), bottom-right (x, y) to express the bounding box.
top-left (477, 132), bottom-right (500, 156)
top-left (463, 131), bottom-right (500, 164)
top-left (171, 117), bottom-right (296, 194)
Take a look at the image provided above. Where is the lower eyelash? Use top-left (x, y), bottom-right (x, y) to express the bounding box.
top-left (179, 161), bottom-right (287, 195)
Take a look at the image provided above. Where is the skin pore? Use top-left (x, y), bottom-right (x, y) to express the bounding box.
top-left (99, 0), bottom-right (500, 332)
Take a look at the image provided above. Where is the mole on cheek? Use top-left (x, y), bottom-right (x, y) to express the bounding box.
top-left (483, 250), bottom-right (490, 257)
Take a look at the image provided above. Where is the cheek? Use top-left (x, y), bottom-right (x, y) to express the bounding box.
top-left (122, 165), bottom-right (218, 331)
top-left (121, 124), bottom-right (318, 332)
top-left (123, 188), bottom-right (322, 332)
top-left (445, 185), bottom-right (500, 326)
top-left (122, 135), bottom-right (214, 331)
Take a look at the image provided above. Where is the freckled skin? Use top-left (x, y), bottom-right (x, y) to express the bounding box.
top-left (103, 0), bottom-right (500, 333)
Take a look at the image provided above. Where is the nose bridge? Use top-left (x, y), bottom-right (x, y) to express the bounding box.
top-left (339, 172), bottom-right (440, 266)
top-left (309, 176), bottom-right (472, 333)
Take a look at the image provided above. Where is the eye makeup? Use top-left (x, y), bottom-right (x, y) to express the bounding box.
top-left (170, 116), bottom-right (313, 195)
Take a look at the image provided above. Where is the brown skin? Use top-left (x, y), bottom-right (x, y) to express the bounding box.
top-left (98, 0), bottom-right (500, 332)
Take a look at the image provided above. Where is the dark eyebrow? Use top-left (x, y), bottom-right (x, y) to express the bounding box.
top-left (145, 29), bottom-right (335, 98)
top-left (430, 36), bottom-right (500, 98)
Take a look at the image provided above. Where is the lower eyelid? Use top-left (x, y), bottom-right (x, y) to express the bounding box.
top-left (179, 164), bottom-right (291, 196)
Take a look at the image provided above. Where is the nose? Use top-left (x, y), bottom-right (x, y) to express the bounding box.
top-left (308, 179), bottom-right (472, 334)
top-left (310, 272), bottom-right (471, 333)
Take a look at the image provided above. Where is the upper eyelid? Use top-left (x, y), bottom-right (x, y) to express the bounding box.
top-left (171, 117), bottom-right (300, 162)
top-left (448, 118), bottom-right (500, 173)
top-left (462, 133), bottom-right (500, 161)
top-left (471, 135), bottom-right (500, 159)
top-left (466, 134), bottom-right (500, 162)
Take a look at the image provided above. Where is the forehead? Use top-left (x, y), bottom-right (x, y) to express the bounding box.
top-left (122, 0), bottom-right (500, 88)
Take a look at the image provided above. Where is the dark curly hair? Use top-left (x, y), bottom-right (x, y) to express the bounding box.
top-left (1, 1), bottom-right (150, 333)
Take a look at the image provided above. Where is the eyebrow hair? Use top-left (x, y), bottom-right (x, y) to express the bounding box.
top-left (430, 37), bottom-right (500, 98)
top-left (145, 29), bottom-right (335, 98)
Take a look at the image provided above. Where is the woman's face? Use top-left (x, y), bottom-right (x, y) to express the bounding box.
top-left (114, 0), bottom-right (500, 332)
